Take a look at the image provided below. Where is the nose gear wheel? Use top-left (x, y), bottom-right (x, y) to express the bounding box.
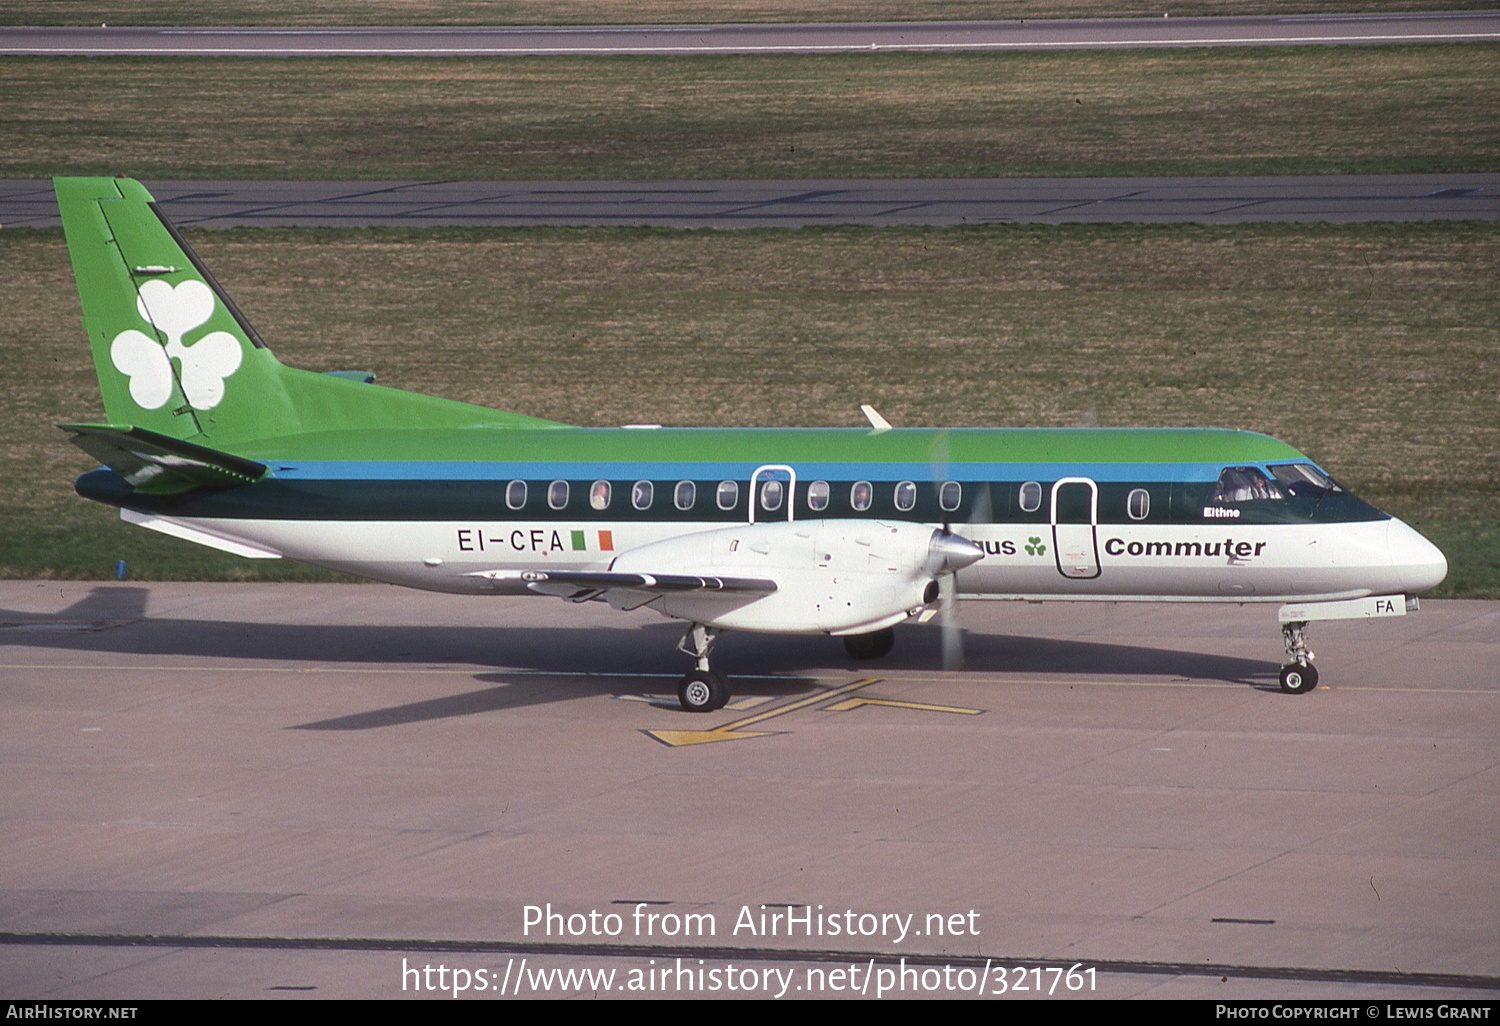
top-left (1279, 620), bottom-right (1319, 694)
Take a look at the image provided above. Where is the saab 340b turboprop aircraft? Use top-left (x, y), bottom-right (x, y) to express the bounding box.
top-left (54, 178), bottom-right (1448, 711)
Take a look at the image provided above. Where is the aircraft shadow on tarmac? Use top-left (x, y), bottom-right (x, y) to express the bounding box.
top-left (3, 587), bottom-right (1279, 729)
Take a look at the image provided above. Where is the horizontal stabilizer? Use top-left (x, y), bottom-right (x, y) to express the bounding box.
top-left (61, 423), bottom-right (267, 493)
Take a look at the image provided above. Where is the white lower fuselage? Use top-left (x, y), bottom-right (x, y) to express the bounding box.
top-left (126, 510), bottom-right (1448, 628)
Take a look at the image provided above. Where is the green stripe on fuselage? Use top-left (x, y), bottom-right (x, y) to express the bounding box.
top-left (231, 426), bottom-right (1307, 466)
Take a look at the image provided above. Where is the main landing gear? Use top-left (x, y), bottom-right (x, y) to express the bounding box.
top-left (677, 623), bottom-right (729, 713)
top-left (1279, 620), bottom-right (1319, 694)
top-left (674, 624), bottom-right (899, 712)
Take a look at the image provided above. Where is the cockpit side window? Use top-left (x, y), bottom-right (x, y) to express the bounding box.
top-left (1211, 466), bottom-right (1285, 503)
top-left (1268, 463), bottom-right (1343, 498)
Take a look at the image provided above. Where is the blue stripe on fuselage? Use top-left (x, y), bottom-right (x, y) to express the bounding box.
top-left (271, 460), bottom-right (1235, 483)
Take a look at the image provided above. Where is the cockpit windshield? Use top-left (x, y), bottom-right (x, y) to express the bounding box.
top-left (1268, 463), bottom-right (1343, 498)
top-left (1200, 463), bottom-right (1374, 522)
top-left (1211, 466), bottom-right (1285, 503)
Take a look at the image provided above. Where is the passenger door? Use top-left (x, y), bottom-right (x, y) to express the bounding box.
top-left (1051, 478), bottom-right (1101, 579)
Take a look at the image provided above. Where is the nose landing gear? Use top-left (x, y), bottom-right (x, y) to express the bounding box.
top-left (1279, 620), bottom-right (1319, 694)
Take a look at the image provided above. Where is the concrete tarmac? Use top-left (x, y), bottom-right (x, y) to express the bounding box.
top-left (1, 581), bottom-right (1495, 999)
top-left (4, 175), bottom-right (1497, 228)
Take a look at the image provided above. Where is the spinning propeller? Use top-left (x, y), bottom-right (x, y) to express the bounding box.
top-left (927, 429), bottom-right (989, 671)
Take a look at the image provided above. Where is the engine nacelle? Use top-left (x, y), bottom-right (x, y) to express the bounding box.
top-left (610, 519), bottom-right (983, 634)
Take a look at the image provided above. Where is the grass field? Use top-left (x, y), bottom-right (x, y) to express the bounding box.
top-left (5, 45), bottom-right (1498, 180)
top-left (2, 222), bottom-right (1494, 595)
top-left (4, 1), bottom-right (1493, 27)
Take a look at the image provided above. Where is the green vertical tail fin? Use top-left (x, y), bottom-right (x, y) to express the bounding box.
top-left (55, 177), bottom-right (564, 446)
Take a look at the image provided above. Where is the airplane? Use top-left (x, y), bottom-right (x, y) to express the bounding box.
top-left (52, 176), bottom-right (1449, 712)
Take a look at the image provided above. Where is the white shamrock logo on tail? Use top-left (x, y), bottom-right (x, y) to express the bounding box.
top-left (110, 279), bottom-right (243, 410)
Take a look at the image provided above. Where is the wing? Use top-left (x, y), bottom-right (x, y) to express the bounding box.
top-left (465, 568), bottom-right (778, 606)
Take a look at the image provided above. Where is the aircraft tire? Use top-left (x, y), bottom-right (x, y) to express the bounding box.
top-left (843, 627), bottom-right (896, 660)
top-left (679, 670), bottom-right (730, 712)
top-left (1279, 663), bottom-right (1319, 694)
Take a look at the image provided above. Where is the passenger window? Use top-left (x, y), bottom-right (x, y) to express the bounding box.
top-left (548, 480), bottom-right (570, 510)
top-left (939, 480), bottom-right (961, 512)
top-left (1127, 488), bottom-right (1150, 520)
top-left (850, 480), bottom-right (873, 512)
top-left (807, 480), bottom-right (830, 512)
top-left (589, 480), bottom-right (611, 511)
top-left (716, 480), bottom-right (738, 510)
top-left (1211, 467), bottom-right (1284, 503)
top-left (506, 480), bottom-right (527, 510)
top-left (894, 480), bottom-right (917, 512)
top-left (1019, 481), bottom-right (1042, 513)
top-left (760, 479), bottom-right (784, 512)
top-left (674, 480), bottom-right (696, 510)
top-left (632, 480), bottom-right (653, 510)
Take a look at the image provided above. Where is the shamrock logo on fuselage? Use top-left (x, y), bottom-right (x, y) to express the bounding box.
top-left (110, 279), bottom-right (243, 410)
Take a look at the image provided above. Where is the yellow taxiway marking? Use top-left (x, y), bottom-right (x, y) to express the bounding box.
top-left (645, 677), bottom-right (883, 747)
top-left (822, 696), bottom-right (983, 715)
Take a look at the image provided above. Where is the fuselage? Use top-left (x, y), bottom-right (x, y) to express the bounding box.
top-left (77, 425), bottom-right (1448, 613)
top-left (53, 176), bottom-right (1451, 707)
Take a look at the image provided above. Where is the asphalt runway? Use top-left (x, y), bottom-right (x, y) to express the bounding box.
top-left (3, 13), bottom-right (1498, 55)
top-left (1, 581), bottom-right (1495, 999)
top-left (5, 175), bottom-right (1497, 228)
